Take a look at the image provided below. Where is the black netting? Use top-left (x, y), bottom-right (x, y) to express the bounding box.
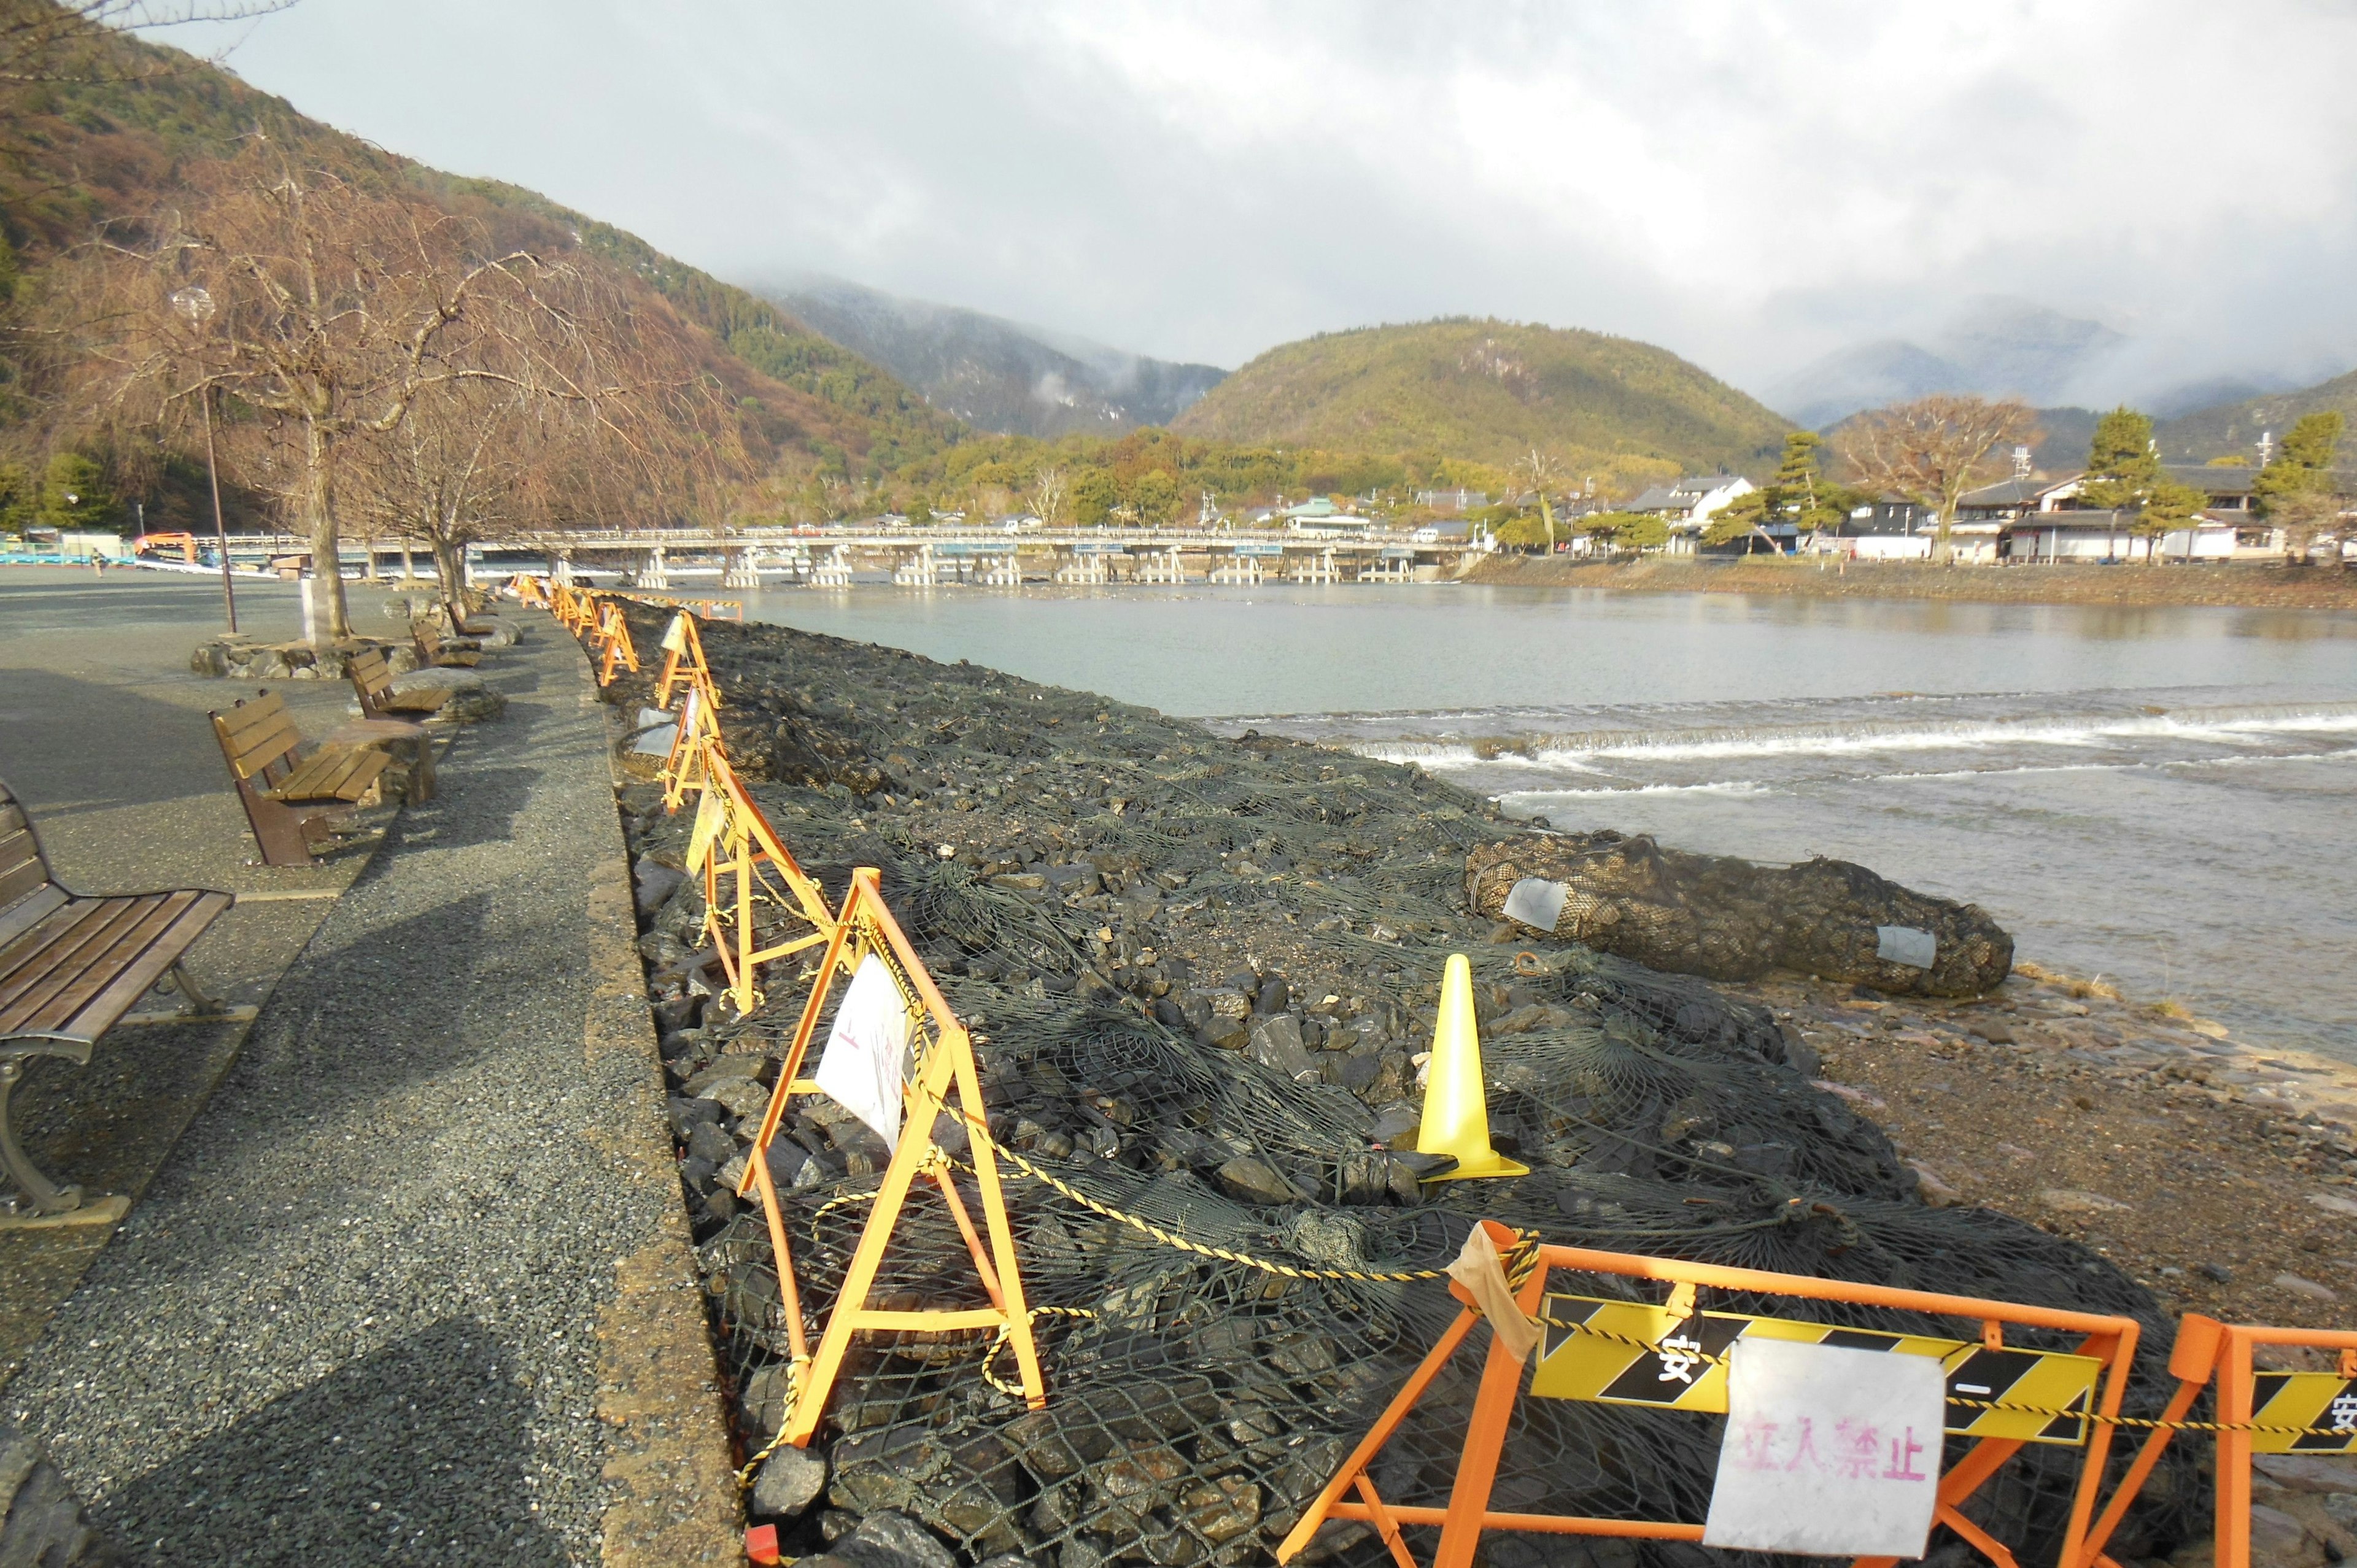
top-left (590, 602), bottom-right (2202, 1568)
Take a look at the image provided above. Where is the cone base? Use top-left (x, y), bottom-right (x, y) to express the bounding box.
top-left (1420, 1153), bottom-right (1530, 1183)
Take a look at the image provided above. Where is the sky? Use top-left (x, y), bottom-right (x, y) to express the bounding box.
top-left (147, 0), bottom-right (2357, 404)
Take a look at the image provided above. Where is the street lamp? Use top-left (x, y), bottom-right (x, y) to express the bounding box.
top-left (171, 285), bottom-right (236, 633)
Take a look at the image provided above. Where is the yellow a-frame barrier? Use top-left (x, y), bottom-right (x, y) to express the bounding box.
top-left (735, 866), bottom-right (1045, 1445)
top-left (594, 600), bottom-right (640, 686)
top-left (684, 746), bottom-right (837, 1015)
top-left (654, 611), bottom-right (721, 711)
top-left (660, 684), bottom-right (724, 814)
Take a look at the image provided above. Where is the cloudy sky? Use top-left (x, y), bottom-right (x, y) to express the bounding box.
top-left (152, 1), bottom-right (2357, 401)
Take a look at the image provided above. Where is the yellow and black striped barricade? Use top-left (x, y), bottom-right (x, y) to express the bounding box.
top-left (652, 611), bottom-right (719, 711)
top-left (2076, 1316), bottom-right (2357, 1568)
top-left (1278, 1220), bottom-right (2141, 1568)
top-left (659, 683), bottom-right (723, 814)
top-left (733, 865), bottom-right (1045, 1446)
top-left (683, 745), bottom-right (835, 1016)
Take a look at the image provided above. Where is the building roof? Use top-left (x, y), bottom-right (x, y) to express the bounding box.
top-left (2165, 463), bottom-right (2256, 495)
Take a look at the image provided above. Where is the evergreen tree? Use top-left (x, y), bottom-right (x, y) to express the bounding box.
top-left (35, 451), bottom-right (114, 531)
top-left (2254, 411), bottom-right (2347, 564)
top-left (2076, 407), bottom-right (2161, 512)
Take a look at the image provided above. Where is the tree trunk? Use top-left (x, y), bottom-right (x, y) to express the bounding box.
top-left (1933, 506), bottom-right (1954, 565)
top-left (428, 530), bottom-right (465, 617)
top-left (300, 416), bottom-right (350, 644)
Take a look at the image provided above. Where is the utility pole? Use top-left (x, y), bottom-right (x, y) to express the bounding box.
top-left (200, 385), bottom-right (237, 633)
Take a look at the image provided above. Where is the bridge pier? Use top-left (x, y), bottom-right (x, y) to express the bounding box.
top-left (552, 550), bottom-right (574, 587)
top-left (721, 547), bottom-right (762, 590)
top-left (811, 544), bottom-right (854, 588)
top-left (633, 544), bottom-right (670, 589)
top-left (892, 543), bottom-right (940, 586)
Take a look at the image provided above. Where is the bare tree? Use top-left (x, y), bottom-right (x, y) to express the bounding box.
top-left (1519, 447), bottom-right (1562, 552)
top-left (1835, 395), bottom-right (2034, 564)
top-left (0, 0), bottom-right (299, 87)
top-left (72, 149), bottom-right (646, 641)
top-left (1029, 464), bottom-right (1067, 529)
top-left (2266, 487), bottom-right (2347, 568)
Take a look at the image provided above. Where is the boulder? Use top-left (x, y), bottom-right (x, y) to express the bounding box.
top-left (1467, 830), bottom-right (2013, 997)
top-left (750, 1446), bottom-right (828, 1521)
top-left (382, 667), bottom-right (505, 723)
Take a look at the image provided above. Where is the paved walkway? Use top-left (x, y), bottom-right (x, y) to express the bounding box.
top-left (1, 579), bottom-right (733, 1567)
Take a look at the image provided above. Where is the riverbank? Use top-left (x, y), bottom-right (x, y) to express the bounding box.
top-left (1470, 552), bottom-right (2357, 609)
top-left (597, 601), bottom-right (2357, 1566)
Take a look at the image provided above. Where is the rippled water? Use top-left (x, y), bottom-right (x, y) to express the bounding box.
top-left (737, 582), bottom-right (2357, 1055)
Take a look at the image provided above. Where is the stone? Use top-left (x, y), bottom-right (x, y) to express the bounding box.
top-left (1254, 976), bottom-right (1291, 1014)
top-left (835, 1510), bottom-right (958, 1568)
top-left (633, 862), bottom-right (686, 916)
top-left (1371, 1104), bottom-right (1421, 1151)
top-left (751, 1445), bottom-right (828, 1520)
top-left (991, 872), bottom-right (1047, 894)
top-left (2197, 1262), bottom-right (2234, 1283)
top-left (385, 666), bottom-right (506, 722)
top-left (1965, 1019), bottom-right (2016, 1045)
top-left (2254, 1454), bottom-right (2357, 1494)
top-left (684, 1120), bottom-right (735, 1166)
top-left (1213, 1156), bottom-right (1302, 1206)
top-left (697, 1075), bottom-right (770, 1117)
top-left (2309, 1192), bottom-right (2357, 1218)
top-left (2040, 1188), bottom-right (2132, 1213)
top-left (1248, 1013), bottom-right (1315, 1078)
top-left (1910, 1162), bottom-right (1962, 1207)
top-left (684, 1057), bottom-right (762, 1094)
top-left (975, 1556), bottom-right (1040, 1568)
top-left (2275, 1272), bottom-right (2340, 1302)
top-left (2248, 1502), bottom-right (2321, 1565)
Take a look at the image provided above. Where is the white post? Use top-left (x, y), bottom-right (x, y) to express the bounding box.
top-left (300, 570), bottom-right (317, 646)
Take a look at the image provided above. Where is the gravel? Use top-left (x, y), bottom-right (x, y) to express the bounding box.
top-left (5, 630), bottom-right (673, 1567)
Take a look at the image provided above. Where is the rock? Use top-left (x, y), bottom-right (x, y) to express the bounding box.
top-left (975, 1556), bottom-right (1040, 1568)
top-left (1214, 1156), bottom-right (1302, 1206)
top-left (834, 1510), bottom-right (957, 1568)
top-left (2248, 1502), bottom-right (2323, 1565)
top-left (2309, 1192), bottom-right (2357, 1218)
top-left (684, 1120), bottom-right (735, 1165)
top-left (1254, 976), bottom-right (1291, 1014)
top-left (2254, 1454), bottom-right (2357, 1494)
top-left (2040, 1189), bottom-right (2132, 1213)
top-left (698, 1075), bottom-right (770, 1118)
top-left (633, 862), bottom-right (686, 915)
top-left (2324, 1491), bottom-right (2357, 1531)
top-left (2275, 1272), bottom-right (2340, 1302)
top-left (473, 615), bottom-right (524, 648)
top-left (0, 1419), bottom-right (110, 1567)
top-left (684, 1057), bottom-right (762, 1094)
top-left (1248, 1013), bottom-right (1315, 1078)
top-left (2198, 1262), bottom-right (2235, 1283)
top-left (751, 1445), bottom-right (829, 1520)
top-left (1371, 1104), bottom-right (1421, 1151)
top-left (384, 666), bottom-right (506, 722)
top-left (1910, 1162), bottom-right (1962, 1207)
top-left (1966, 1019), bottom-right (2016, 1045)
top-left (1776, 1022), bottom-right (1821, 1076)
top-left (990, 872), bottom-right (1047, 894)
top-left (1198, 987), bottom-right (1252, 1021)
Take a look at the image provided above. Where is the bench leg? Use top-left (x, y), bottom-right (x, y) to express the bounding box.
top-left (0, 1059), bottom-right (81, 1216)
top-left (168, 960), bottom-right (226, 1019)
top-left (235, 778), bottom-right (317, 867)
top-left (405, 738), bottom-right (436, 805)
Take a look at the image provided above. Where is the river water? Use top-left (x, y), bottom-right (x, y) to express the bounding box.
top-left (732, 583), bottom-right (2357, 1057)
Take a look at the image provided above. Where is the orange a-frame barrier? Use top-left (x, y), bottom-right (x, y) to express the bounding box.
top-left (2077, 1315), bottom-right (2357, 1568)
top-left (593, 601), bottom-right (640, 685)
top-left (734, 866), bottom-right (1045, 1445)
top-left (1279, 1219), bottom-right (2141, 1568)
top-left (683, 746), bottom-right (835, 1015)
top-left (652, 610), bottom-right (719, 711)
top-left (660, 684), bottom-right (724, 814)
top-left (509, 573), bottom-right (551, 609)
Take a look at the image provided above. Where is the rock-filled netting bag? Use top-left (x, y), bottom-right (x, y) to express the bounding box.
top-left (602, 606), bottom-right (2194, 1568)
top-left (1466, 830), bottom-right (2015, 998)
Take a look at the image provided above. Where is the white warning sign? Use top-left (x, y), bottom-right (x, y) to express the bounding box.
top-left (1702, 1338), bottom-right (1943, 1559)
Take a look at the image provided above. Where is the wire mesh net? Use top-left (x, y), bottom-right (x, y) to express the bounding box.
top-left (601, 604), bottom-right (2203, 1568)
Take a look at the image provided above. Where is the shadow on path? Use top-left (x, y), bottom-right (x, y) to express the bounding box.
top-left (100, 1318), bottom-right (568, 1567)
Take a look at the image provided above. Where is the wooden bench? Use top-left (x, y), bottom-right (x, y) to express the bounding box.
top-left (343, 650), bottom-right (439, 803)
top-left (413, 626), bottom-right (481, 669)
top-left (1, 778), bottom-right (232, 1216)
top-left (211, 690), bottom-right (394, 867)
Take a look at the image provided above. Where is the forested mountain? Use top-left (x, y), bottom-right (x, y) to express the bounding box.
top-left (1770, 299), bottom-right (2130, 428)
top-left (0, 22), bottom-right (961, 510)
top-left (1172, 318), bottom-right (1789, 479)
top-left (2156, 368), bottom-right (2357, 462)
top-left (749, 275), bottom-right (1226, 439)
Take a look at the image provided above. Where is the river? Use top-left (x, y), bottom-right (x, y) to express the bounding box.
top-left (729, 582), bottom-right (2357, 1057)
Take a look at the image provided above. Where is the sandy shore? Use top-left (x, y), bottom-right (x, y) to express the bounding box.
top-left (1469, 554), bottom-right (2357, 611)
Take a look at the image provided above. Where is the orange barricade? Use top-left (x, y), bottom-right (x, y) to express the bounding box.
top-left (1280, 1220), bottom-right (2141, 1568)
top-left (660, 684), bottom-right (723, 814)
top-left (683, 745), bottom-right (835, 1014)
top-left (510, 573), bottom-right (550, 609)
top-left (595, 600), bottom-right (640, 684)
top-left (734, 866), bottom-right (1044, 1445)
top-left (2078, 1315), bottom-right (2357, 1568)
top-left (653, 610), bottom-right (719, 711)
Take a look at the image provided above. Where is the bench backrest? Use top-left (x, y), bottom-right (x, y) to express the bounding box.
top-left (0, 779), bottom-right (66, 944)
top-left (211, 691), bottom-right (303, 785)
top-left (349, 648), bottom-right (393, 717)
top-left (413, 627), bottom-right (443, 663)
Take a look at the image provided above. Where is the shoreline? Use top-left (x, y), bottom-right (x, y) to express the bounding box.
top-left (595, 601), bottom-right (2354, 1565)
top-left (1468, 552), bottom-right (2357, 611)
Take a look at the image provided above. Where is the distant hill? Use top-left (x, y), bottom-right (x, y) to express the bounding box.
top-left (750, 276), bottom-right (1226, 439)
top-left (1171, 318), bottom-right (1790, 475)
top-left (2, 28), bottom-right (963, 488)
top-left (1772, 298), bottom-right (2129, 427)
top-left (2156, 368), bottom-right (2357, 462)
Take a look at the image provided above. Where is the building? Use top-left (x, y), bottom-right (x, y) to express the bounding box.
top-left (1413, 489), bottom-right (1489, 514)
top-left (1623, 476), bottom-right (1757, 554)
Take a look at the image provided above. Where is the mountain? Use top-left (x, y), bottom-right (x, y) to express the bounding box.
top-left (1, 26), bottom-right (963, 488)
top-left (2154, 368), bottom-right (2357, 462)
top-left (749, 275), bottom-right (1226, 439)
top-left (1170, 318), bottom-right (1790, 475)
top-left (1773, 298), bottom-right (2129, 427)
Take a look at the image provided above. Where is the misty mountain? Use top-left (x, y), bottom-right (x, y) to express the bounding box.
top-left (2155, 366), bottom-right (2357, 462)
top-left (1772, 298), bottom-right (2129, 427)
top-left (748, 275), bottom-right (1228, 439)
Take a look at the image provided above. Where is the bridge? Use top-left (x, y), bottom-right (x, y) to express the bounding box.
top-left (174, 525), bottom-right (1491, 590)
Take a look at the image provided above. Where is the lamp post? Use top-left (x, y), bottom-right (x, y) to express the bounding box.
top-left (171, 285), bottom-right (236, 634)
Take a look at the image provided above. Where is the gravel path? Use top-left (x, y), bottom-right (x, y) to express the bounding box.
top-left (4, 627), bottom-right (697, 1567)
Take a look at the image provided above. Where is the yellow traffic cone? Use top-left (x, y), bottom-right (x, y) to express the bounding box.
top-left (1415, 953), bottom-right (1528, 1181)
